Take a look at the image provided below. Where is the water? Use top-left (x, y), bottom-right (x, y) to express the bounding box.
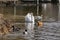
top-left (0, 22), bottom-right (59, 40)
top-left (0, 3), bottom-right (59, 40)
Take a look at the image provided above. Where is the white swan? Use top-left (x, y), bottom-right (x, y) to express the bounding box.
top-left (25, 13), bottom-right (35, 30)
top-left (25, 13), bottom-right (34, 37)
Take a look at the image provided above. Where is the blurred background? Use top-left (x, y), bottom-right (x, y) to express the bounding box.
top-left (0, 0), bottom-right (59, 23)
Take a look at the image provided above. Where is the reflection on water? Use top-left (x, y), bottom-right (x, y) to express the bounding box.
top-left (0, 3), bottom-right (58, 21)
top-left (42, 3), bottom-right (58, 21)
